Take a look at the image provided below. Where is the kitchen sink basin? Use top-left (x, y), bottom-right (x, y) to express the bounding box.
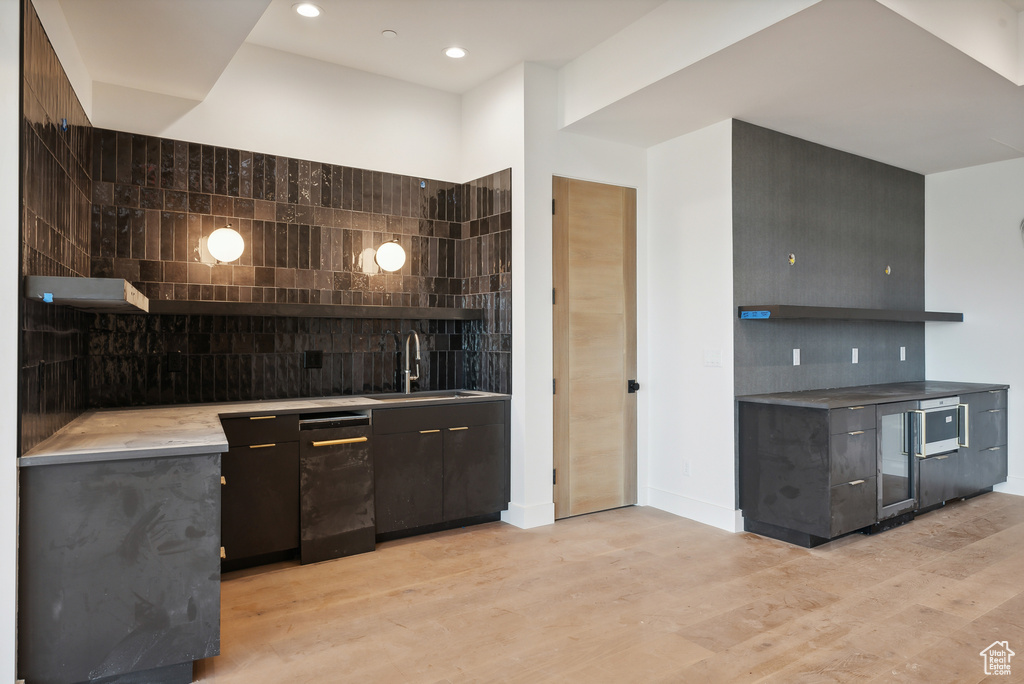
top-left (370, 391), bottom-right (482, 403)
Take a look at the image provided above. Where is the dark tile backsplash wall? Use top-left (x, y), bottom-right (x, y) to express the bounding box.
top-left (20, 0), bottom-right (91, 454)
top-left (19, 0), bottom-right (511, 453)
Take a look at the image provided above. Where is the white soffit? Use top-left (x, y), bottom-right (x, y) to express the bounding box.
top-left (245, 0), bottom-right (664, 94)
top-left (564, 0), bottom-right (1024, 174)
top-left (57, 0), bottom-right (271, 101)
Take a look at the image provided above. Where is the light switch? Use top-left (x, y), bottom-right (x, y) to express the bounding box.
top-left (900, 346), bottom-right (906, 361)
top-left (852, 348), bottom-right (859, 364)
top-left (793, 349), bottom-right (800, 366)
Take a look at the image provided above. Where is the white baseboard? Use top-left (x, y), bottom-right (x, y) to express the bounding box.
top-left (501, 501), bottom-right (555, 529)
top-left (645, 487), bottom-right (743, 533)
top-left (995, 475), bottom-right (1024, 497)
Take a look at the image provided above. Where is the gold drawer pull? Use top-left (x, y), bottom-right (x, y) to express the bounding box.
top-left (250, 443), bottom-right (276, 449)
top-left (986, 446), bottom-right (1002, 452)
top-left (249, 415), bottom-right (276, 420)
top-left (220, 476), bottom-right (227, 485)
top-left (220, 546), bottom-right (226, 559)
top-left (988, 409), bottom-right (1003, 413)
top-left (848, 430), bottom-right (865, 436)
top-left (848, 479), bottom-right (865, 486)
top-left (312, 437), bottom-right (368, 447)
top-left (936, 455), bottom-right (949, 460)
top-left (420, 429), bottom-right (441, 434)
top-left (847, 406), bottom-right (865, 410)
top-left (448, 426), bottom-right (469, 431)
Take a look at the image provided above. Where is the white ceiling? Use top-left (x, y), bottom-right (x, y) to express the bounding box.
top-left (49, 0), bottom-right (1024, 174)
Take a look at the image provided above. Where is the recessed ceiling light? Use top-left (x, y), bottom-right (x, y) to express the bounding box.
top-left (444, 46), bottom-right (467, 59)
top-left (293, 3), bottom-right (322, 18)
top-left (381, 29), bottom-right (398, 39)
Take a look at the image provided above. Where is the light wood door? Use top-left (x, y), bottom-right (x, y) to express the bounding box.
top-left (553, 176), bottom-right (637, 519)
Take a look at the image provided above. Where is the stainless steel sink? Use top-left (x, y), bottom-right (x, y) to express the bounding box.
top-left (370, 391), bottom-right (482, 403)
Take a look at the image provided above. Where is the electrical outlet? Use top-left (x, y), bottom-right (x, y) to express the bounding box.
top-left (900, 346), bottom-right (906, 361)
top-left (852, 348), bottom-right (859, 364)
top-left (793, 348), bottom-right (800, 366)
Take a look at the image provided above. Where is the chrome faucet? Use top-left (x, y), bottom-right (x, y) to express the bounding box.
top-left (403, 331), bottom-right (420, 394)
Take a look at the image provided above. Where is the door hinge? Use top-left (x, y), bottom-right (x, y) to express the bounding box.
top-left (553, 379), bottom-right (556, 394)
top-left (552, 288), bottom-right (556, 305)
top-left (553, 468), bottom-right (556, 485)
top-left (552, 199), bottom-right (556, 215)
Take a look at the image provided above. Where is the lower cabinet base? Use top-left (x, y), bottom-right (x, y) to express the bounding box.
top-left (375, 512), bottom-right (502, 544)
top-left (222, 548), bottom-right (298, 573)
top-left (743, 518), bottom-right (869, 548)
top-left (84, 660), bottom-right (193, 684)
top-left (867, 510), bottom-right (916, 534)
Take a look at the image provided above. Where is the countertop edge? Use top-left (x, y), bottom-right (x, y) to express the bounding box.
top-left (736, 381), bottom-right (1009, 410)
top-left (20, 391), bottom-right (511, 467)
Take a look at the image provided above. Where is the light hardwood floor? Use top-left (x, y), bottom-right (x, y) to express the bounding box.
top-left (196, 493), bottom-right (1024, 683)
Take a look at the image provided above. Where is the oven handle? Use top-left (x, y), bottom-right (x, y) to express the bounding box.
top-left (958, 403), bottom-right (969, 449)
top-left (911, 410), bottom-right (926, 458)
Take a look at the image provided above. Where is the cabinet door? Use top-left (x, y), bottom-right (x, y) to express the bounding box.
top-left (443, 423), bottom-right (507, 520)
top-left (373, 430), bottom-right (443, 534)
top-left (829, 429), bottom-right (875, 485)
top-left (918, 453), bottom-right (960, 508)
top-left (958, 391), bottom-right (1008, 496)
top-left (222, 442), bottom-right (299, 563)
top-left (829, 476), bottom-right (876, 537)
top-left (299, 426), bottom-right (375, 564)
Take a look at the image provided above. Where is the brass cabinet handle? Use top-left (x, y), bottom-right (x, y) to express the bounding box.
top-left (220, 546), bottom-right (226, 559)
top-left (848, 430), bottom-right (865, 436)
top-left (848, 406), bottom-right (865, 410)
top-left (912, 410), bottom-right (926, 458)
top-left (448, 427), bottom-right (469, 431)
top-left (958, 403), bottom-right (969, 449)
top-left (936, 454), bottom-right (949, 460)
top-left (221, 476), bottom-right (227, 485)
top-left (312, 436), bottom-right (369, 447)
top-left (986, 446), bottom-right (1002, 452)
top-left (848, 480), bottom-right (865, 486)
top-left (249, 415), bottom-right (276, 420)
top-left (420, 429), bottom-right (441, 434)
top-left (987, 409), bottom-right (1003, 413)
top-left (250, 443), bottom-right (276, 449)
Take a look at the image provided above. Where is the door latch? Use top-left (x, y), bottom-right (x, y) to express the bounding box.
top-left (628, 379), bottom-right (641, 393)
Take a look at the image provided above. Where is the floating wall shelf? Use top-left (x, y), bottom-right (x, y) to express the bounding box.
top-left (737, 305), bottom-right (963, 323)
top-left (148, 301), bottom-right (484, 321)
top-left (24, 276), bottom-right (150, 313)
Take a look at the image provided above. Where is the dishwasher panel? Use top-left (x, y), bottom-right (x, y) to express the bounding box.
top-left (298, 415), bottom-right (374, 564)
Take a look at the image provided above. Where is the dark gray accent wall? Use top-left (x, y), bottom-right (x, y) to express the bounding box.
top-left (733, 121), bottom-right (926, 395)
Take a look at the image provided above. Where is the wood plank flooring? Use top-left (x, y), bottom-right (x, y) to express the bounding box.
top-left (196, 493), bottom-right (1024, 683)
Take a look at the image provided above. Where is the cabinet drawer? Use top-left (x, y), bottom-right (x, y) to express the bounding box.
top-left (830, 429), bottom-right (875, 485)
top-left (830, 405), bottom-right (875, 434)
top-left (221, 443), bottom-right (299, 562)
top-left (221, 413), bottom-right (299, 447)
top-left (829, 476), bottom-right (876, 537)
top-left (960, 445), bottom-right (1007, 495)
top-left (918, 452), bottom-right (960, 508)
top-left (964, 390), bottom-right (1007, 413)
top-left (373, 401), bottom-right (504, 435)
top-left (968, 407), bottom-right (1008, 451)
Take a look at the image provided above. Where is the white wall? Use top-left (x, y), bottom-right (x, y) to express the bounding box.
top-left (646, 120), bottom-right (739, 531)
top-left (1, 0), bottom-right (20, 677)
top-left (925, 157), bottom-right (1024, 496)
top-left (91, 43), bottom-right (464, 182)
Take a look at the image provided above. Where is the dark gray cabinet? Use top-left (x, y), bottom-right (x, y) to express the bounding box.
top-left (299, 424), bottom-right (375, 564)
top-left (918, 452), bottom-right (960, 508)
top-left (220, 414), bottom-right (300, 570)
top-left (373, 401), bottom-right (509, 537)
top-left (373, 430), bottom-right (444, 534)
top-left (19, 455), bottom-right (221, 684)
top-left (739, 402), bottom-right (876, 546)
top-left (959, 390), bottom-right (1008, 495)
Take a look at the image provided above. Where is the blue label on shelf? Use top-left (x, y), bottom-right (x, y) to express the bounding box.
top-left (741, 310), bottom-right (771, 319)
top-left (42, 293), bottom-right (53, 303)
